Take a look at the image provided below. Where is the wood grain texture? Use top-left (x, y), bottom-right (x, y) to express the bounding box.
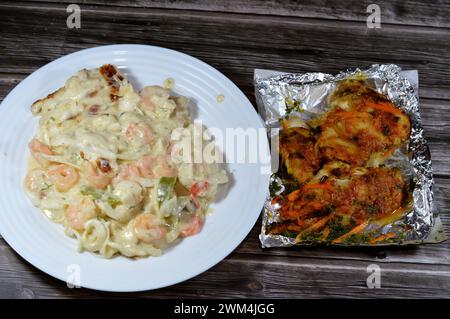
top-left (18, 0), bottom-right (450, 28)
top-left (0, 0), bottom-right (449, 299)
top-left (1, 239), bottom-right (450, 298)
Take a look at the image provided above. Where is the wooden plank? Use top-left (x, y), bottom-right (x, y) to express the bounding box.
top-left (0, 74), bottom-right (23, 97)
top-left (0, 2), bottom-right (450, 99)
top-left (0, 240), bottom-right (449, 298)
top-left (17, 0), bottom-right (450, 28)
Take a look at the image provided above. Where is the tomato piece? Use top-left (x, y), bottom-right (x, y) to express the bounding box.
top-left (190, 181), bottom-right (209, 198)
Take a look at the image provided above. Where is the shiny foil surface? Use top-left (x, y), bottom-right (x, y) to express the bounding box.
top-left (255, 65), bottom-right (446, 247)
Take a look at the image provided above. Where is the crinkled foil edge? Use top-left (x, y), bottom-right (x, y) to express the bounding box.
top-left (255, 64), bottom-right (446, 247)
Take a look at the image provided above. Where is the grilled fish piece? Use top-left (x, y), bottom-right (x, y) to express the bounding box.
top-left (279, 126), bottom-right (321, 184)
top-left (317, 79), bottom-right (411, 166)
top-left (271, 161), bottom-right (408, 242)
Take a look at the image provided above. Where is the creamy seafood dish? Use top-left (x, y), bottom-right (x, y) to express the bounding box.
top-left (24, 64), bottom-right (228, 258)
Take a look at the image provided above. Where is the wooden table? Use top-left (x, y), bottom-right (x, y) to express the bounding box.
top-left (0, 0), bottom-right (449, 299)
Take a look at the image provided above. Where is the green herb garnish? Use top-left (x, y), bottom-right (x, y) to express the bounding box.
top-left (40, 182), bottom-right (53, 192)
top-left (269, 180), bottom-right (282, 197)
top-left (285, 97), bottom-right (304, 115)
top-left (282, 230), bottom-right (298, 239)
top-left (311, 126), bottom-right (322, 135)
top-left (365, 205), bottom-right (379, 215)
top-left (107, 195), bottom-right (122, 209)
top-left (283, 182), bottom-right (299, 196)
top-left (80, 185), bottom-right (102, 200)
top-left (327, 216), bottom-right (356, 241)
top-left (301, 232), bottom-right (322, 242)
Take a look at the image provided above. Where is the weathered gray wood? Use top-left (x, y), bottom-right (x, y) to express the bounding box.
top-left (17, 0), bottom-right (450, 28)
top-left (0, 74), bottom-right (22, 98)
top-left (1, 240), bottom-right (449, 298)
top-left (1, 2), bottom-right (450, 99)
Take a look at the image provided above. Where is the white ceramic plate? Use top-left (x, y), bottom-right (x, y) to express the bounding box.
top-left (0, 45), bottom-right (269, 292)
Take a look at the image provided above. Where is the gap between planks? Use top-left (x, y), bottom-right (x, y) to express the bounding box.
top-left (11, 0), bottom-right (450, 29)
top-left (1, 4), bottom-right (450, 99)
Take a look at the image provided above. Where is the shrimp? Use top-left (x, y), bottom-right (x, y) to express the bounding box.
top-left (181, 214), bottom-right (204, 237)
top-left (133, 213), bottom-right (167, 244)
top-left (140, 85), bottom-right (169, 112)
top-left (87, 160), bottom-right (113, 189)
top-left (125, 122), bottom-right (154, 145)
top-left (112, 163), bottom-right (141, 185)
top-left (29, 138), bottom-right (53, 167)
top-left (47, 164), bottom-right (79, 192)
top-left (189, 181), bottom-right (209, 208)
top-left (154, 155), bottom-right (177, 177)
top-left (136, 156), bottom-right (155, 178)
top-left (112, 155), bottom-right (176, 185)
top-left (65, 197), bottom-right (97, 230)
top-left (137, 155), bottom-right (177, 179)
top-left (117, 155), bottom-right (177, 181)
